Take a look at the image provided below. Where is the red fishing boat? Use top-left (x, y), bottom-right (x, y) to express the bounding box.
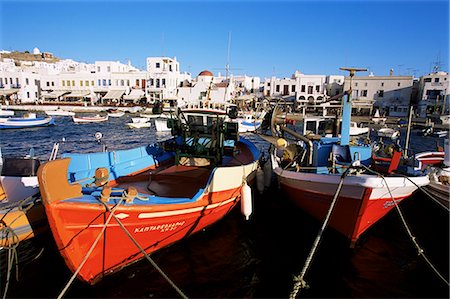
top-left (269, 68), bottom-right (429, 246)
top-left (38, 107), bottom-right (260, 284)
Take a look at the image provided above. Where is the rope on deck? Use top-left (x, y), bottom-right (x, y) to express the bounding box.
top-left (360, 165), bottom-right (450, 287)
top-left (289, 168), bottom-right (350, 299)
top-left (0, 226), bottom-right (19, 299)
top-left (100, 201), bottom-right (188, 299)
top-left (0, 194), bottom-right (40, 299)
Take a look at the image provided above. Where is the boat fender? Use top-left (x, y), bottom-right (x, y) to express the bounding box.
top-left (100, 186), bottom-right (112, 202)
top-left (256, 168), bottom-right (264, 194)
top-left (94, 167), bottom-right (109, 187)
top-left (125, 187), bottom-right (138, 203)
top-left (263, 159), bottom-right (272, 188)
top-left (241, 182), bottom-right (252, 220)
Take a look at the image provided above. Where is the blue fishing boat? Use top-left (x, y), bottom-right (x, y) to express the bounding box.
top-left (0, 113), bottom-right (55, 129)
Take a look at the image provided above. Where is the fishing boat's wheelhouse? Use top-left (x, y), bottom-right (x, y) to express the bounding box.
top-left (162, 108), bottom-right (239, 167)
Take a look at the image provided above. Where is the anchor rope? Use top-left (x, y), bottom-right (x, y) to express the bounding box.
top-left (99, 201), bottom-right (188, 299)
top-left (359, 164), bottom-right (450, 287)
top-left (400, 172), bottom-right (448, 211)
top-left (0, 225), bottom-right (20, 299)
top-left (289, 168), bottom-right (350, 299)
top-left (57, 196), bottom-right (125, 299)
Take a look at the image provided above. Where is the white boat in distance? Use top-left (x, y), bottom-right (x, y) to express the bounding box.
top-left (126, 122), bottom-right (151, 129)
top-left (377, 127), bottom-right (400, 139)
top-left (126, 117), bottom-right (151, 128)
top-left (372, 109), bottom-right (387, 124)
top-left (72, 114), bottom-right (108, 123)
top-left (46, 108), bottom-right (75, 116)
top-left (107, 110), bottom-right (125, 117)
top-left (0, 108), bottom-right (14, 116)
top-left (0, 113), bottom-right (55, 129)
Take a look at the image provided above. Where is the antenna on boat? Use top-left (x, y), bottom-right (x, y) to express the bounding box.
top-left (339, 67), bottom-right (367, 145)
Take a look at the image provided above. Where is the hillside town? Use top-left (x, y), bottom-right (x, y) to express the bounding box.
top-left (0, 48), bottom-right (448, 120)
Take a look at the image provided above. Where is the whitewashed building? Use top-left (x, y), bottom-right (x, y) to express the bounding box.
top-left (416, 71), bottom-right (450, 117)
top-left (0, 60), bottom-right (40, 104)
top-left (343, 75), bottom-right (414, 117)
top-left (263, 71), bottom-right (344, 107)
top-left (146, 57), bottom-right (191, 103)
top-left (177, 70), bottom-right (235, 106)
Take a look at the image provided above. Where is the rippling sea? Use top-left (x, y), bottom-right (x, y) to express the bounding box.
top-left (0, 112), bottom-right (448, 298)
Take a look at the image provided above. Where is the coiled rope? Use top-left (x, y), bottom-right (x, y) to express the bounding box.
top-left (0, 225), bottom-right (19, 299)
top-left (289, 168), bottom-right (350, 299)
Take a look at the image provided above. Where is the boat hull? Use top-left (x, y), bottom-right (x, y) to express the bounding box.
top-left (44, 189), bottom-right (240, 284)
top-left (0, 117), bottom-right (54, 129)
top-left (275, 168), bottom-right (428, 245)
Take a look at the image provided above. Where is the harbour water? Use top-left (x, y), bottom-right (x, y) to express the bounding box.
top-left (0, 112), bottom-right (449, 298)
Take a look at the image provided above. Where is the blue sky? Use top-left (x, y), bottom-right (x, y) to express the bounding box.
top-left (0, 0), bottom-right (448, 79)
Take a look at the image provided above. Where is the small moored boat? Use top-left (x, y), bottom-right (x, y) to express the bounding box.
top-left (1, 156), bottom-right (47, 246)
top-left (72, 114), bottom-right (108, 123)
top-left (377, 127), bottom-right (400, 139)
top-left (0, 113), bottom-right (54, 129)
top-left (107, 110), bottom-right (125, 117)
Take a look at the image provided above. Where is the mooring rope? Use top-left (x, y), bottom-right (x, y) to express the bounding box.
top-left (57, 196), bottom-right (125, 299)
top-left (360, 164), bottom-right (450, 287)
top-left (289, 168), bottom-right (350, 299)
top-left (99, 201), bottom-right (188, 299)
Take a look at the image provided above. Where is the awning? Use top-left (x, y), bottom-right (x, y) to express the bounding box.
top-left (64, 90), bottom-right (90, 98)
top-left (123, 89), bottom-right (144, 101)
top-left (42, 90), bottom-right (69, 98)
top-left (0, 89), bottom-right (19, 96)
top-left (103, 90), bottom-right (125, 100)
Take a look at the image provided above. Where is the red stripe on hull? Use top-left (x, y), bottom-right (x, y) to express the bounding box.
top-left (281, 182), bottom-right (409, 244)
top-left (45, 188), bottom-right (241, 284)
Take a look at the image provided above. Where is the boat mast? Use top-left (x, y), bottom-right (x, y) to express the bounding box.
top-left (339, 67), bottom-right (367, 146)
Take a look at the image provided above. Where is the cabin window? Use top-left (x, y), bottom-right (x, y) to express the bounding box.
top-left (188, 115), bottom-right (203, 126)
top-left (305, 121), bottom-right (316, 133)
